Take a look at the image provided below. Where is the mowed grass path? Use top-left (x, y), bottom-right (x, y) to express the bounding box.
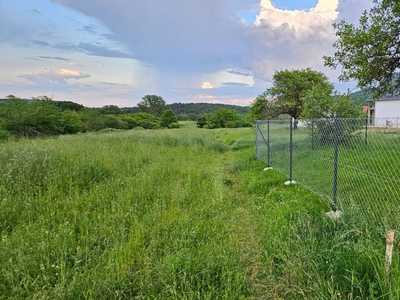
top-left (1, 123), bottom-right (398, 299)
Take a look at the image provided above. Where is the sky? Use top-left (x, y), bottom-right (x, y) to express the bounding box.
top-left (0, 0), bottom-right (374, 108)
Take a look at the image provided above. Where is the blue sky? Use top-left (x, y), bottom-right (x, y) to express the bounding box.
top-left (0, 0), bottom-right (374, 107)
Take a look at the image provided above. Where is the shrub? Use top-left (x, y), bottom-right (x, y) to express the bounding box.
top-left (168, 122), bottom-right (180, 129)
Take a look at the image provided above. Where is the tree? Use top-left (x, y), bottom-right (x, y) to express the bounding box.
top-left (267, 69), bottom-right (334, 121)
top-left (138, 95), bottom-right (167, 117)
top-left (53, 101), bottom-right (84, 111)
top-left (99, 105), bottom-right (122, 115)
top-left (324, 0), bottom-right (400, 98)
top-left (249, 92), bottom-right (281, 121)
top-left (208, 109), bottom-right (238, 128)
top-left (332, 93), bottom-right (362, 118)
top-left (301, 89), bottom-right (361, 119)
top-left (120, 113), bottom-right (159, 129)
top-left (0, 95), bottom-right (63, 136)
top-left (78, 108), bottom-right (107, 131)
top-left (61, 110), bottom-right (87, 133)
top-left (196, 116), bottom-right (207, 128)
top-left (300, 86), bottom-right (334, 119)
top-left (160, 109), bottom-right (178, 128)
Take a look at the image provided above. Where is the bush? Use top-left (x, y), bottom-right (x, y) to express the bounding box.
top-left (168, 122), bottom-right (180, 129)
top-left (0, 129), bottom-right (9, 142)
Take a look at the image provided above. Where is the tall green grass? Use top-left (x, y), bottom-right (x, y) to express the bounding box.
top-left (1, 125), bottom-right (399, 299)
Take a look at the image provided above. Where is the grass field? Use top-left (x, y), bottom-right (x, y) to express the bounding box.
top-left (1, 122), bottom-right (399, 299)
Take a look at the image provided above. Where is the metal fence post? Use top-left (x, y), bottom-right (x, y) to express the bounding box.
top-left (289, 118), bottom-right (293, 182)
top-left (365, 116), bottom-right (368, 148)
top-left (267, 120), bottom-right (270, 166)
top-left (311, 118), bottom-right (315, 150)
top-left (333, 115), bottom-right (339, 212)
top-left (255, 121), bottom-right (259, 159)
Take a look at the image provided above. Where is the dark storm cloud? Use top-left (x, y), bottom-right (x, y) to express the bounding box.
top-left (53, 42), bottom-right (135, 59)
top-left (49, 0), bottom-right (373, 84)
top-left (32, 40), bottom-right (51, 46)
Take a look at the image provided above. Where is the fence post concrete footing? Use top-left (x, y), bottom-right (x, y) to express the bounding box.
top-left (284, 180), bottom-right (296, 185)
top-left (263, 167), bottom-right (273, 171)
top-left (385, 230), bottom-right (395, 273)
top-left (325, 210), bottom-right (342, 220)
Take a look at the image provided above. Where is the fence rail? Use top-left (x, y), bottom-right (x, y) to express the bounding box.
top-left (256, 117), bottom-right (400, 232)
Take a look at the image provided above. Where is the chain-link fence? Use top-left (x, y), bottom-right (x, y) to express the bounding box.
top-left (256, 117), bottom-right (400, 232)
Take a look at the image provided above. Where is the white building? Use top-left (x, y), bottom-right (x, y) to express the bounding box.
top-left (369, 94), bottom-right (400, 127)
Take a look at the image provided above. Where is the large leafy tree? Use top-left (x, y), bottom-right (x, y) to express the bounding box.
top-left (138, 95), bottom-right (167, 117)
top-left (267, 68), bottom-right (334, 120)
top-left (324, 0), bottom-right (400, 98)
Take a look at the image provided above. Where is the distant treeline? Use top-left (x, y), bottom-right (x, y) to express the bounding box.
top-left (123, 102), bottom-right (249, 120)
top-left (0, 96), bottom-right (252, 141)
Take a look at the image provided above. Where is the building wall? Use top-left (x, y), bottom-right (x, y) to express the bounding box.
top-left (375, 99), bottom-right (400, 127)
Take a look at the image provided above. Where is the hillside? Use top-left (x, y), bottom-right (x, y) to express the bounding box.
top-left (349, 89), bottom-right (371, 106)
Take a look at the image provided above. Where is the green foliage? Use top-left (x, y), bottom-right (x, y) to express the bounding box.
top-left (0, 129), bottom-right (9, 142)
top-left (160, 108), bottom-right (178, 128)
top-left (103, 115), bottom-right (128, 129)
top-left (302, 91), bottom-right (362, 146)
top-left (99, 105), bottom-right (122, 115)
top-left (176, 114), bottom-right (191, 121)
top-left (301, 90), bottom-right (361, 119)
top-left (196, 116), bottom-right (207, 128)
top-left (332, 94), bottom-right (362, 118)
top-left (78, 108), bottom-right (108, 131)
top-left (267, 68), bottom-right (334, 119)
top-left (208, 109), bottom-right (239, 128)
top-left (0, 95), bottom-right (63, 137)
top-left (168, 122), bottom-right (180, 129)
top-left (53, 100), bottom-right (84, 112)
top-left (324, 0), bottom-right (400, 98)
top-left (249, 92), bottom-right (281, 121)
top-left (138, 95), bottom-right (167, 117)
top-left (169, 102), bottom-right (249, 119)
top-left (301, 86), bottom-right (335, 119)
top-left (121, 112), bottom-right (159, 129)
top-left (60, 110), bottom-right (87, 134)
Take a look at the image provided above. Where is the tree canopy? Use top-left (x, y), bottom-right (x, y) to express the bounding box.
top-left (249, 92), bottom-right (281, 121)
top-left (324, 0), bottom-right (400, 98)
top-left (266, 68), bottom-right (334, 119)
top-left (160, 109), bottom-right (178, 128)
top-left (301, 90), bottom-right (361, 119)
top-left (138, 95), bottom-right (167, 117)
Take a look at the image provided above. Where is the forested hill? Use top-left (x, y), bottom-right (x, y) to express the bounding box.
top-left (169, 103), bottom-right (249, 115)
top-left (349, 89), bottom-right (371, 106)
top-left (122, 102), bottom-right (249, 116)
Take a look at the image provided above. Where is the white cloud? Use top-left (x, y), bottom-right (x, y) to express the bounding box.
top-left (256, 0), bottom-right (339, 38)
top-left (202, 82), bottom-right (214, 89)
top-left (19, 66), bottom-right (90, 83)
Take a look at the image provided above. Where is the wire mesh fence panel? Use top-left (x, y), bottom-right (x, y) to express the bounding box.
top-left (256, 120), bottom-right (290, 176)
top-left (256, 117), bottom-right (400, 233)
top-left (291, 120), bottom-right (335, 204)
top-left (337, 118), bottom-right (400, 231)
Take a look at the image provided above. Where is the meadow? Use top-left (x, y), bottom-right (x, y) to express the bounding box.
top-left (1, 122), bottom-right (399, 299)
